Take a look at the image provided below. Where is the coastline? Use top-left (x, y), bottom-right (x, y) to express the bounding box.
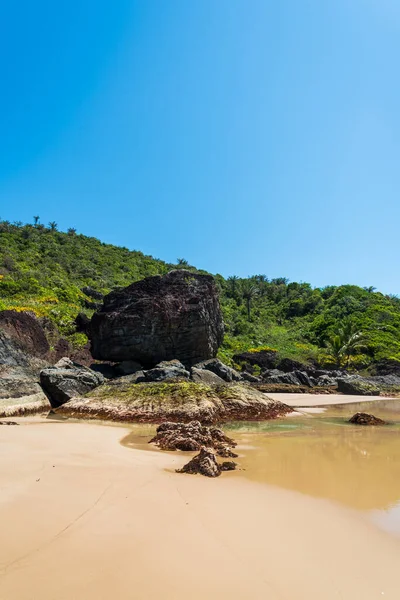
top-left (0, 417), bottom-right (399, 599)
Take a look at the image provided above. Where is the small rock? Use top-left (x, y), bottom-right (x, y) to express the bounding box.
top-left (349, 413), bottom-right (386, 426)
top-left (176, 448), bottom-right (237, 477)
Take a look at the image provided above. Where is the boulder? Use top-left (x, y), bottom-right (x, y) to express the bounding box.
top-left (192, 358), bottom-right (242, 382)
top-left (262, 371), bottom-right (301, 386)
top-left (40, 359), bottom-right (105, 407)
top-left (150, 421), bottom-right (237, 457)
top-left (136, 361), bottom-right (190, 383)
top-left (240, 371), bottom-right (261, 383)
top-left (232, 349), bottom-right (278, 373)
top-left (316, 374), bottom-right (337, 387)
top-left (348, 413), bottom-right (386, 426)
top-left (176, 448), bottom-right (237, 477)
top-left (337, 377), bottom-right (380, 396)
top-left (190, 367), bottom-right (225, 385)
top-left (89, 270), bottom-right (224, 367)
top-left (276, 358), bottom-right (315, 375)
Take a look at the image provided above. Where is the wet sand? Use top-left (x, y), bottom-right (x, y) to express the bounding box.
top-left (267, 392), bottom-right (396, 406)
top-left (1, 417), bottom-right (400, 599)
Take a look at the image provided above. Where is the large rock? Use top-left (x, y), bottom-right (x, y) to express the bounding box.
top-left (337, 377), bottom-right (380, 396)
top-left (150, 421), bottom-right (237, 457)
top-left (40, 358), bottom-right (105, 408)
top-left (190, 367), bottom-right (225, 385)
top-left (136, 360), bottom-right (190, 383)
top-left (192, 358), bottom-right (242, 382)
top-left (0, 331), bottom-right (50, 417)
top-left (232, 349), bottom-right (278, 373)
top-left (89, 270), bottom-right (224, 367)
top-left (57, 381), bottom-right (293, 424)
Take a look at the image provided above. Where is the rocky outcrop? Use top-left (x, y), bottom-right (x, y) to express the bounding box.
top-left (192, 358), bottom-right (242, 382)
top-left (89, 270), bottom-right (224, 367)
top-left (0, 310), bottom-right (49, 358)
top-left (40, 358), bottom-right (105, 408)
top-left (176, 448), bottom-right (237, 477)
top-left (0, 331), bottom-right (51, 417)
top-left (57, 381), bottom-right (293, 424)
top-left (349, 412), bottom-right (386, 426)
top-left (337, 377), bottom-right (380, 396)
top-left (149, 421), bottom-right (238, 457)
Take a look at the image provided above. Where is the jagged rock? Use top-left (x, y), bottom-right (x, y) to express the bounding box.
top-left (190, 367), bottom-right (225, 385)
top-left (262, 371), bottom-right (301, 385)
top-left (192, 358), bottom-right (242, 382)
top-left (149, 420), bottom-right (237, 457)
top-left (40, 360), bottom-right (105, 408)
top-left (337, 377), bottom-right (380, 396)
top-left (136, 362), bottom-right (190, 383)
top-left (176, 448), bottom-right (237, 477)
top-left (89, 270), bottom-right (224, 367)
top-left (316, 374), bottom-right (337, 386)
top-left (367, 374), bottom-right (400, 387)
top-left (349, 412), bottom-right (386, 426)
top-left (295, 371), bottom-right (315, 387)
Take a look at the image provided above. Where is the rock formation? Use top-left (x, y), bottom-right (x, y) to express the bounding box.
top-left (337, 377), bottom-right (380, 396)
top-left (40, 358), bottom-right (105, 408)
top-left (149, 420), bottom-right (238, 457)
top-left (348, 412), bottom-right (386, 426)
top-left (89, 270), bottom-right (224, 367)
top-left (176, 448), bottom-right (237, 477)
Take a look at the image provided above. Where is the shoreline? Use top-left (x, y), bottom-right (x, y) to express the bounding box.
top-left (0, 417), bottom-right (399, 599)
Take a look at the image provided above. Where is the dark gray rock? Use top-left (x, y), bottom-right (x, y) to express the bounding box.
top-left (40, 359), bottom-right (105, 407)
top-left (367, 374), bottom-right (400, 387)
top-left (193, 358), bottom-right (241, 382)
top-left (294, 371), bottom-right (314, 387)
top-left (316, 374), bottom-right (337, 386)
top-left (262, 370), bottom-right (301, 385)
top-left (135, 362), bottom-right (190, 383)
top-left (89, 270), bottom-right (224, 367)
top-left (191, 367), bottom-right (225, 385)
top-left (337, 377), bottom-right (380, 396)
top-left (115, 360), bottom-right (143, 376)
top-left (240, 371), bottom-right (261, 383)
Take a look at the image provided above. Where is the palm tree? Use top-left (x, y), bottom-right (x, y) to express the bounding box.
top-left (326, 320), bottom-right (365, 368)
top-left (48, 221), bottom-right (58, 231)
top-left (176, 258), bottom-right (188, 267)
top-left (241, 279), bottom-right (259, 321)
top-left (67, 227), bottom-right (77, 236)
top-left (33, 216), bottom-right (40, 226)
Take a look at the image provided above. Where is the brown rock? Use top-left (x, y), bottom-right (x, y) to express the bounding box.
top-left (176, 448), bottom-right (237, 477)
top-left (348, 412), bottom-right (386, 426)
top-left (149, 420), bottom-right (238, 457)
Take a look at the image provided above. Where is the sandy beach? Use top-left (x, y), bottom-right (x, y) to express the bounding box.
top-left (0, 416), bottom-right (399, 600)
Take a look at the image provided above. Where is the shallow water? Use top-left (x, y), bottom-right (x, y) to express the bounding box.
top-left (120, 399), bottom-right (400, 535)
top-left (226, 399), bottom-right (400, 535)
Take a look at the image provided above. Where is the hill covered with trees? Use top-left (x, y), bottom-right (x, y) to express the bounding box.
top-left (1, 218), bottom-right (399, 371)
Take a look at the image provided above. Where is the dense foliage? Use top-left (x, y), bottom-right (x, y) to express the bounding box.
top-left (1, 219), bottom-right (399, 369)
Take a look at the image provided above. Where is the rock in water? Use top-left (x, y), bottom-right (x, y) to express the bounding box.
top-left (89, 270), bottom-right (224, 367)
top-left (150, 420), bottom-right (238, 457)
top-left (176, 448), bottom-right (237, 477)
top-left (349, 412), bottom-right (386, 426)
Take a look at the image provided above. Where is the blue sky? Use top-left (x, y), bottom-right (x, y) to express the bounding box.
top-left (1, 1), bottom-right (399, 293)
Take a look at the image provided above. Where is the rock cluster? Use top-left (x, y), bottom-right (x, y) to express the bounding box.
top-left (89, 270), bottom-right (224, 367)
top-left (40, 358), bottom-right (105, 408)
top-left (348, 412), bottom-right (386, 426)
top-left (176, 448), bottom-right (237, 478)
top-left (149, 420), bottom-right (238, 457)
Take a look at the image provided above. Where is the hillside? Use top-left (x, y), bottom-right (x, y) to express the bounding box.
top-left (1, 219), bottom-right (400, 370)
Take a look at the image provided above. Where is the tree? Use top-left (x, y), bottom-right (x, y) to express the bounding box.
top-left (241, 279), bottom-right (259, 321)
top-left (48, 221), bottom-right (58, 231)
top-left (33, 216), bottom-right (40, 226)
top-left (67, 227), bottom-right (77, 236)
top-left (326, 320), bottom-right (365, 368)
top-left (227, 275), bottom-right (239, 296)
top-left (177, 258), bottom-right (188, 266)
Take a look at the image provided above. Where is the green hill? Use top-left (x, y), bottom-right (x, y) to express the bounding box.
top-left (1, 219), bottom-right (399, 370)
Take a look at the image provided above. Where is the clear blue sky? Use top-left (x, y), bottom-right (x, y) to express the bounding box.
top-left (1, 1), bottom-right (399, 293)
